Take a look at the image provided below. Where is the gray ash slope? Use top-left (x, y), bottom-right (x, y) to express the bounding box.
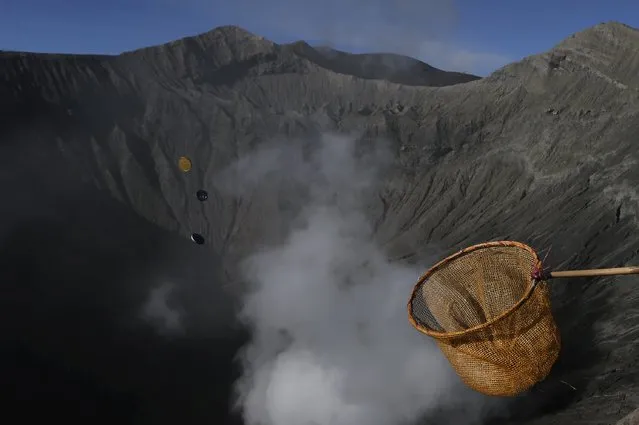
top-left (2, 21), bottom-right (639, 424)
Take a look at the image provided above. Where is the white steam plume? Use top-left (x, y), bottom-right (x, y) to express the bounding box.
top-left (225, 134), bottom-right (488, 425)
top-left (140, 282), bottom-right (183, 335)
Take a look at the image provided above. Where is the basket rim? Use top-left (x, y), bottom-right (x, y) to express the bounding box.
top-left (407, 240), bottom-right (543, 340)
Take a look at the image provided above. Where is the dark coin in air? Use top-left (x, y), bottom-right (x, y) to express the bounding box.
top-left (196, 189), bottom-right (208, 201)
top-left (191, 233), bottom-right (205, 245)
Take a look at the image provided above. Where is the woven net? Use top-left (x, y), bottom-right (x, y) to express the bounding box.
top-left (408, 241), bottom-right (561, 397)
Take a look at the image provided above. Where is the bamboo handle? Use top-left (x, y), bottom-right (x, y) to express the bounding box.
top-left (549, 266), bottom-right (639, 278)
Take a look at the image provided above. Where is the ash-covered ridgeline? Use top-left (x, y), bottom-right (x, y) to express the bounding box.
top-left (1, 21), bottom-right (639, 425)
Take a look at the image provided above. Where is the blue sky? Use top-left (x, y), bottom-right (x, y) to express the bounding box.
top-left (2, 0), bottom-right (638, 76)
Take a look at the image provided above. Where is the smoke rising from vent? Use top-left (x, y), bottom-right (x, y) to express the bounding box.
top-left (141, 282), bottom-right (184, 335)
top-left (221, 134), bottom-right (489, 425)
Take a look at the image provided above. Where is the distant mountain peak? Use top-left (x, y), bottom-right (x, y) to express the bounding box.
top-left (559, 20), bottom-right (639, 46)
top-left (197, 25), bottom-right (272, 45)
top-left (548, 21), bottom-right (639, 88)
top-left (489, 21), bottom-right (639, 89)
top-left (284, 40), bottom-right (479, 86)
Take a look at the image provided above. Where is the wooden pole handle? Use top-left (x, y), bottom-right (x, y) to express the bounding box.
top-left (549, 266), bottom-right (639, 278)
